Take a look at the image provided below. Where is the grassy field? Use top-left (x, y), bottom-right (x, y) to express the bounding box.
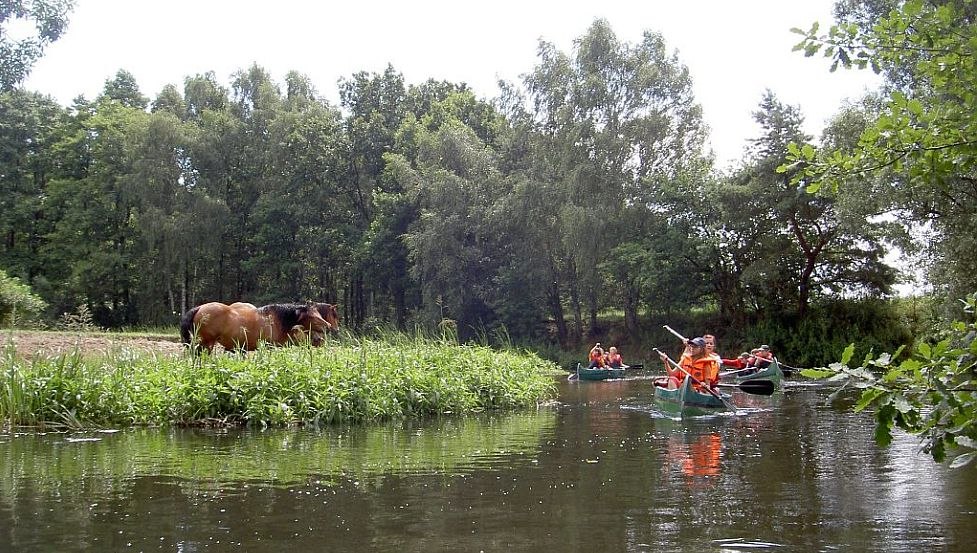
top-left (0, 332), bottom-right (560, 429)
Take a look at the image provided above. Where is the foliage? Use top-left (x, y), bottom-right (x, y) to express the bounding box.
top-left (0, 268), bottom-right (45, 326)
top-left (784, 0), bottom-right (977, 303)
top-left (801, 293), bottom-right (977, 468)
top-left (0, 0), bottom-right (74, 91)
top-left (0, 335), bottom-right (559, 428)
top-left (55, 303), bottom-right (98, 331)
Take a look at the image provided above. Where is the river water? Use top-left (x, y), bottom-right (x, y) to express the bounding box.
top-left (1, 375), bottom-right (975, 552)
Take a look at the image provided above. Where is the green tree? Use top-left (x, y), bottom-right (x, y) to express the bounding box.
top-left (730, 92), bottom-right (895, 317)
top-left (0, 0), bottom-right (74, 91)
top-left (516, 19), bottom-right (707, 342)
top-left (802, 294), bottom-right (977, 467)
top-left (0, 89), bottom-right (67, 288)
top-left (43, 96), bottom-right (148, 324)
top-left (788, 0), bottom-right (977, 303)
top-left (786, 0), bottom-right (977, 466)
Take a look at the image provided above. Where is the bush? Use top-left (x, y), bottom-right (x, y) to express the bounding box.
top-left (0, 270), bottom-right (46, 328)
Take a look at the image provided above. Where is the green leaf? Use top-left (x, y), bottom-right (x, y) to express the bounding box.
top-left (801, 143), bottom-right (815, 160)
top-left (893, 394), bottom-right (913, 414)
top-left (949, 450), bottom-right (977, 468)
top-left (957, 436), bottom-right (977, 449)
top-left (840, 343), bottom-right (856, 365)
top-left (801, 368), bottom-right (837, 379)
top-left (855, 388), bottom-right (885, 412)
top-left (874, 405), bottom-right (895, 447)
top-left (917, 341), bottom-right (932, 359)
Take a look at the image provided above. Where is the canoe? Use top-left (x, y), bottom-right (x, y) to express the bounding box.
top-left (575, 363), bottom-right (627, 381)
top-left (721, 357), bottom-right (784, 388)
top-left (653, 375), bottom-right (732, 416)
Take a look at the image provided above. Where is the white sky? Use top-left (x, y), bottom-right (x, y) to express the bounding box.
top-left (23, 0), bottom-right (880, 168)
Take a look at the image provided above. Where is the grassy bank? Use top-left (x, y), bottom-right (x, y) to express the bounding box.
top-left (0, 335), bottom-right (560, 429)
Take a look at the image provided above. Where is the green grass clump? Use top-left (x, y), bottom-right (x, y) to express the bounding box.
top-left (0, 336), bottom-right (559, 429)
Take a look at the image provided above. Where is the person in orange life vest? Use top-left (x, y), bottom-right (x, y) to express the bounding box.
top-left (703, 334), bottom-right (723, 365)
top-left (660, 337), bottom-right (719, 391)
top-left (588, 342), bottom-right (605, 369)
top-left (606, 346), bottom-right (624, 368)
top-left (703, 334), bottom-right (716, 355)
top-left (753, 344), bottom-right (774, 368)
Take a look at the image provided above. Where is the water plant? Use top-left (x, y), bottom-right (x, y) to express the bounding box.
top-left (0, 334), bottom-right (559, 429)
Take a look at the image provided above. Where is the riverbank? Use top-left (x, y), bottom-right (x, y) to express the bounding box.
top-left (1, 329), bottom-right (183, 358)
top-left (0, 334), bottom-right (560, 429)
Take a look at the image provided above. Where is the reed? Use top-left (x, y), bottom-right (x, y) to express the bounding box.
top-left (0, 335), bottom-right (559, 429)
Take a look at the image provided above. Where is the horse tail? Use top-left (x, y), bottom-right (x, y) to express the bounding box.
top-left (180, 306), bottom-right (201, 345)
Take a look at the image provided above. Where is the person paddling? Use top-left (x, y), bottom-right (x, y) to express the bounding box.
top-left (754, 344), bottom-right (774, 369)
top-left (659, 337), bottom-right (719, 391)
top-left (606, 346), bottom-right (624, 368)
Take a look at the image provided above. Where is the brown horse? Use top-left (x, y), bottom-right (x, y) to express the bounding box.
top-left (179, 301), bottom-right (330, 353)
top-left (275, 302), bottom-right (340, 346)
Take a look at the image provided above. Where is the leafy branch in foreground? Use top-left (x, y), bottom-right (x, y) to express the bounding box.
top-left (802, 293), bottom-right (977, 468)
top-left (779, 0), bottom-right (977, 194)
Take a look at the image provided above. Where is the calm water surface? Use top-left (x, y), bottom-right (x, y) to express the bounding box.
top-left (1, 375), bottom-right (975, 552)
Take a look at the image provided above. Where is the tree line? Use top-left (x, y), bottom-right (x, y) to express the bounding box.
top-left (0, 16), bottom-right (967, 353)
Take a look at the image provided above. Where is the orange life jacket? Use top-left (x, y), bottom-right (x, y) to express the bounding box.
top-left (674, 353), bottom-right (720, 389)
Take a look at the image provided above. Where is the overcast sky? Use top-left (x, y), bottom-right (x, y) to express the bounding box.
top-left (23, 0), bottom-right (880, 167)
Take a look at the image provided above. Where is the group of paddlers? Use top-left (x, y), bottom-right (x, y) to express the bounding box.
top-left (656, 332), bottom-right (773, 392)
top-left (581, 330), bottom-right (774, 393)
top-left (586, 342), bottom-right (626, 369)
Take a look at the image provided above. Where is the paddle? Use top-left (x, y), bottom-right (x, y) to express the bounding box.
top-left (719, 366), bottom-right (755, 377)
top-left (777, 360), bottom-right (803, 372)
top-left (663, 325), bottom-right (688, 342)
top-left (717, 379), bottom-right (776, 396)
top-left (653, 348), bottom-right (738, 412)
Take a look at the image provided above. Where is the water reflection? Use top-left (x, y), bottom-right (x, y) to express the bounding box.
top-left (1, 380), bottom-right (975, 552)
top-left (0, 409), bottom-right (557, 491)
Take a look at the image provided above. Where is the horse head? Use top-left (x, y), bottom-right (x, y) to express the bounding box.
top-left (314, 303), bottom-right (340, 333)
top-left (294, 302), bottom-right (329, 333)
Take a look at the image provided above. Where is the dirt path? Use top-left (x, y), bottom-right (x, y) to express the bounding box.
top-left (1, 330), bottom-right (184, 358)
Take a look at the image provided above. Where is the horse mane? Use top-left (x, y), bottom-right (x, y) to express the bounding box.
top-left (259, 303), bottom-right (304, 329)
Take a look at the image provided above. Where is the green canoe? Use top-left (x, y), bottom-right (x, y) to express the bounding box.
top-left (653, 375), bottom-right (732, 417)
top-left (574, 363), bottom-right (627, 381)
top-left (721, 357), bottom-right (784, 388)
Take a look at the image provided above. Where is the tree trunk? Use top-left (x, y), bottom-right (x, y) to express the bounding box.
top-left (547, 279), bottom-right (569, 348)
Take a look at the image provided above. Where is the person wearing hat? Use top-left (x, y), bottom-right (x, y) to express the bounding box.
top-left (659, 336), bottom-right (720, 391)
top-left (754, 344), bottom-right (773, 369)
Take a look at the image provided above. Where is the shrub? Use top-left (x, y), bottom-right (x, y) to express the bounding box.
top-left (0, 270), bottom-right (46, 328)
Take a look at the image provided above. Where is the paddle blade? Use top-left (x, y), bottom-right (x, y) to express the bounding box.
top-left (738, 379), bottom-right (776, 396)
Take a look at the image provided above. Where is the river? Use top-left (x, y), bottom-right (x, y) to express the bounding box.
top-left (1, 375), bottom-right (974, 552)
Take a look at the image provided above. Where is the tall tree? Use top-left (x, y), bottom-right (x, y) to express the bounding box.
top-left (518, 18), bottom-right (707, 341)
top-left (0, 90), bottom-right (67, 290)
top-left (729, 91), bottom-right (894, 317)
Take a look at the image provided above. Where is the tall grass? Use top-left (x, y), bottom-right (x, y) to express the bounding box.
top-left (0, 335), bottom-right (560, 429)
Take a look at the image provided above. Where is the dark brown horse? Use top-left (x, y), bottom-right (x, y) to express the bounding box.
top-left (179, 301), bottom-right (330, 353)
top-left (274, 302), bottom-right (340, 346)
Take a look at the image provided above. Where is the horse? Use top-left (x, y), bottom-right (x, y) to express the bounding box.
top-left (272, 302), bottom-right (340, 346)
top-left (179, 301), bottom-right (330, 353)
